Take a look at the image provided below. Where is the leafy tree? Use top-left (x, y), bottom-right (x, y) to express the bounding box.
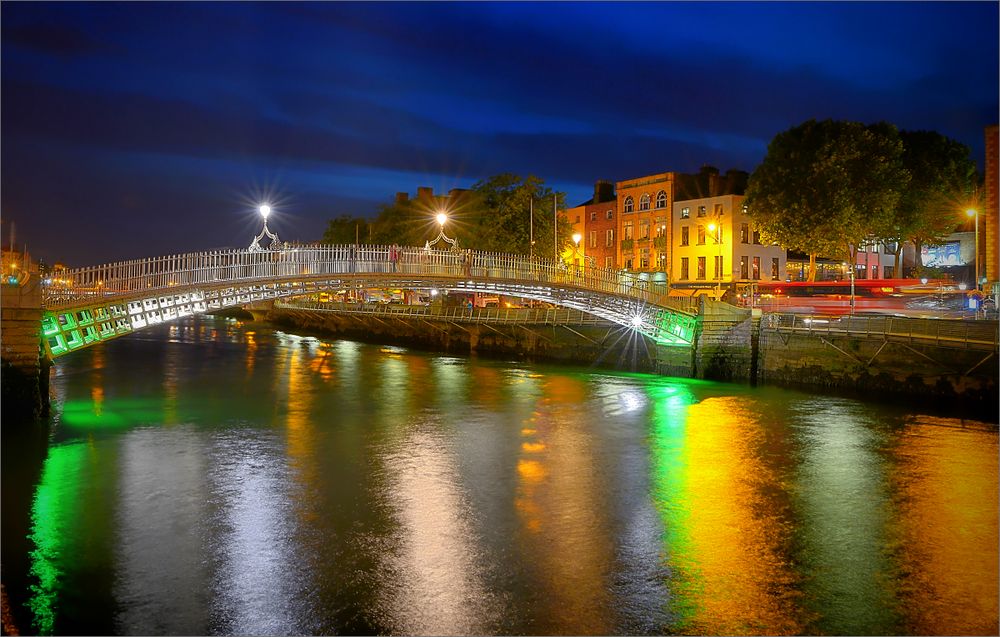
top-left (465, 174), bottom-right (571, 258)
top-left (885, 130), bottom-right (979, 271)
top-left (349, 174), bottom-right (571, 258)
top-left (745, 119), bottom-right (909, 280)
top-left (320, 215), bottom-right (370, 244)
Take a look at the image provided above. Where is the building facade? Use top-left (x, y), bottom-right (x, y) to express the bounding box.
top-left (615, 172), bottom-right (674, 273)
top-left (985, 125), bottom-right (998, 288)
top-left (671, 194), bottom-right (784, 290)
top-left (566, 181), bottom-right (618, 269)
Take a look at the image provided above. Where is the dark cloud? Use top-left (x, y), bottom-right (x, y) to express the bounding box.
top-left (1, 2), bottom-right (995, 265)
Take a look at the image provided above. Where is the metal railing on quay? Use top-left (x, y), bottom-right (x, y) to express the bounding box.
top-left (762, 313), bottom-right (1000, 350)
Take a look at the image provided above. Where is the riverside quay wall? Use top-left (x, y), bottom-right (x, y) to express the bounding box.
top-left (268, 300), bottom-right (998, 418)
top-left (1, 278), bottom-right (48, 418)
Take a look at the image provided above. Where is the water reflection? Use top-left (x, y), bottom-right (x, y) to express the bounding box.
top-left (12, 316), bottom-right (996, 636)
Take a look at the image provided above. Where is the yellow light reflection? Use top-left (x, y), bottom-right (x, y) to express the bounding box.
top-left (513, 373), bottom-right (614, 633)
top-left (671, 397), bottom-right (804, 635)
top-left (893, 421), bottom-right (999, 634)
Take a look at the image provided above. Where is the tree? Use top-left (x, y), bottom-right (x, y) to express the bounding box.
top-left (744, 119), bottom-right (909, 280)
top-left (464, 174), bottom-right (571, 257)
top-left (320, 215), bottom-right (370, 244)
top-left (885, 130), bottom-right (978, 272)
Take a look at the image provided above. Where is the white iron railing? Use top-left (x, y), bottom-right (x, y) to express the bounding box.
top-left (43, 244), bottom-right (691, 313)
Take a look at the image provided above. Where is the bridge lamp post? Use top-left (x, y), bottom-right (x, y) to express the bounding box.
top-left (572, 233), bottom-right (582, 269)
top-left (249, 203), bottom-right (281, 252)
top-left (966, 208), bottom-right (979, 291)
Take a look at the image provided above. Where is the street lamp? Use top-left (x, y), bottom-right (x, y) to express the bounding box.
top-left (572, 232), bottom-right (582, 268)
top-left (437, 212), bottom-right (448, 227)
top-left (249, 203), bottom-right (281, 252)
top-left (966, 208), bottom-right (979, 291)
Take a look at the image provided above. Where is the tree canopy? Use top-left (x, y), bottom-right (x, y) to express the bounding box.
top-left (319, 215), bottom-right (371, 244)
top-left (888, 130), bottom-right (978, 270)
top-left (343, 174), bottom-right (571, 258)
top-left (744, 119), bottom-right (909, 279)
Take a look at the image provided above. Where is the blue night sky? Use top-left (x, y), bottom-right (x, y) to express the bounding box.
top-left (2, 2), bottom-right (997, 266)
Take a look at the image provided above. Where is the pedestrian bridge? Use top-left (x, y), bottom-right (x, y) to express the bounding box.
top-left (41, 244), bottom-right (699, 358)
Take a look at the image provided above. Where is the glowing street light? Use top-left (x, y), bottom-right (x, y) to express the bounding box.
top-left (436, 212), bottom-right (448, 227)
top-left (966, 208), bottom-right (979, 291)
top-left (249, 203), bottom-right (281, 252)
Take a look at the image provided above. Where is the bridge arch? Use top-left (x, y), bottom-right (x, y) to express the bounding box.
top-left (41, 244), bottom-right (698, 358)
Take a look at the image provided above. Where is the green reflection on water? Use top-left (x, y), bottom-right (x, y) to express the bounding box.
top-left (59, 398), bottom-right (164, 429)
top-left (647, 382), bottom-right (698, 629)
top-left (28, 442), bottom-right (88, 635)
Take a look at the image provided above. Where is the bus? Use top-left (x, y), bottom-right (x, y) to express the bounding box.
top-left (751, 279), bottom-right (959, 315)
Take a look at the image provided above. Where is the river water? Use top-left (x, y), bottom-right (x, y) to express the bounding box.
top-left (2, 315), bottom-right (997, 635)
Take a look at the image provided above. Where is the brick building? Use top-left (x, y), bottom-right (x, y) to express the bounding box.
top-left (566, 181), bottom-right (617, 268)
top-left (985, 125), bottom-right (998, 288)
top-left (615, 172), bottom-right (675, 272)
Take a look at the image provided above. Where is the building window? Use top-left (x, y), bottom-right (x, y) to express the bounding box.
top-left (575, 215), bottom-right (580, 223)
top-left (713, 203), bottom-right (723, 216)
top-left (589, 230), bottom-right (597, 248)
top-left (605, 256), bottom-right (614, 269)
top-left (870, 244), bottom-right (879, 253)
top-left (639, 219), bottom-right (650, 239)
top-left (697, 205), bottom-right (706, 217)
top-left (697, 225), bottom-right (706, 245)
top-left (680, 257), bottom-right (689, 280)
top-left (697, 257), bottom-right (706, 280)
top-left (606, 210), bottom-right (614, 220)
top-left (752, 256), bottom-right (761, 280)
top-left (740, 256), bottom-right (749, 279)
top-left (639, 194), bottom-right (650, 211)
top-left (655, 218), bottom-right (666, 237)
top-left (680, 207), bottom-right (690, 219)
top-left (605, 229), bottom-right (614, 247)
top-left (856, 264), bottom-right (867, 280)
top-left (590, 210), bottom-right (597, 222)
top-left (640, 248), bottom-right (650, 269)
top-left (625, 258), bottom-right (634, 270)
top-left (884, 242), bottom-right (897, 255)
top-left (741, 223), bottom-right (749, 244)
top-left (680, 226), bottom-right (689, 246)
top-left (884, 265), bottom-right (895, 278)
top-left (771, 258), bottom-right (780, 280)
top-left (623, 220), bottom-right (634, 240)
top-left (714, 255), bottom-right (723, 279)
top-left (624, 196), bottom-right (634, 213)
top-left (655, 190), bottom-right (667, 209)
top-left (871, 264), bottom-right (878, 279)
top-left (752, 230), bottom-right (761, 245)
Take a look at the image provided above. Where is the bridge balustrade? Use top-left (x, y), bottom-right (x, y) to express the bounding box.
top-left (43, 245), bottom-right (682, 311)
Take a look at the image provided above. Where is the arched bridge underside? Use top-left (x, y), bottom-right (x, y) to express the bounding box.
top-left (42, 245), bottom-right (698, 358)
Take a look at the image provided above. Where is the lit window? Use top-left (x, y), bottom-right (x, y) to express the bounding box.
top-left (680, 207), bottom-right (690, 219)
top-left (655, 191), bottom-right (667, 209)
top-left (624, 196), bottom-right (634, 213)
top-left (605, 229), bottom-right (614, 247)
top-left (589, 230), bottom-right (597, 248)
top-left (623, 220), bottom-right (634, 240)
top-left (697, 206), bottom-right (706, 217)
top-left (697, 256), bottom-right (706, 280)
top-left (680, 257), bottom-right (689, 280)
top-left (697, 225), bottom-right (706, 245)
top-left (639, 194), bottom-right (650, 211)
top-left (680, 226), bottom-right (689, 246)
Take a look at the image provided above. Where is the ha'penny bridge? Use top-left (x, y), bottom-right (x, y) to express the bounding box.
top-left (39, 244), bottom-right (701, 358)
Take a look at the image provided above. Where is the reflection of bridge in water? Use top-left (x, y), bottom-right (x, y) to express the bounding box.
top-left (41, 245), bottom-right (699, 358)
